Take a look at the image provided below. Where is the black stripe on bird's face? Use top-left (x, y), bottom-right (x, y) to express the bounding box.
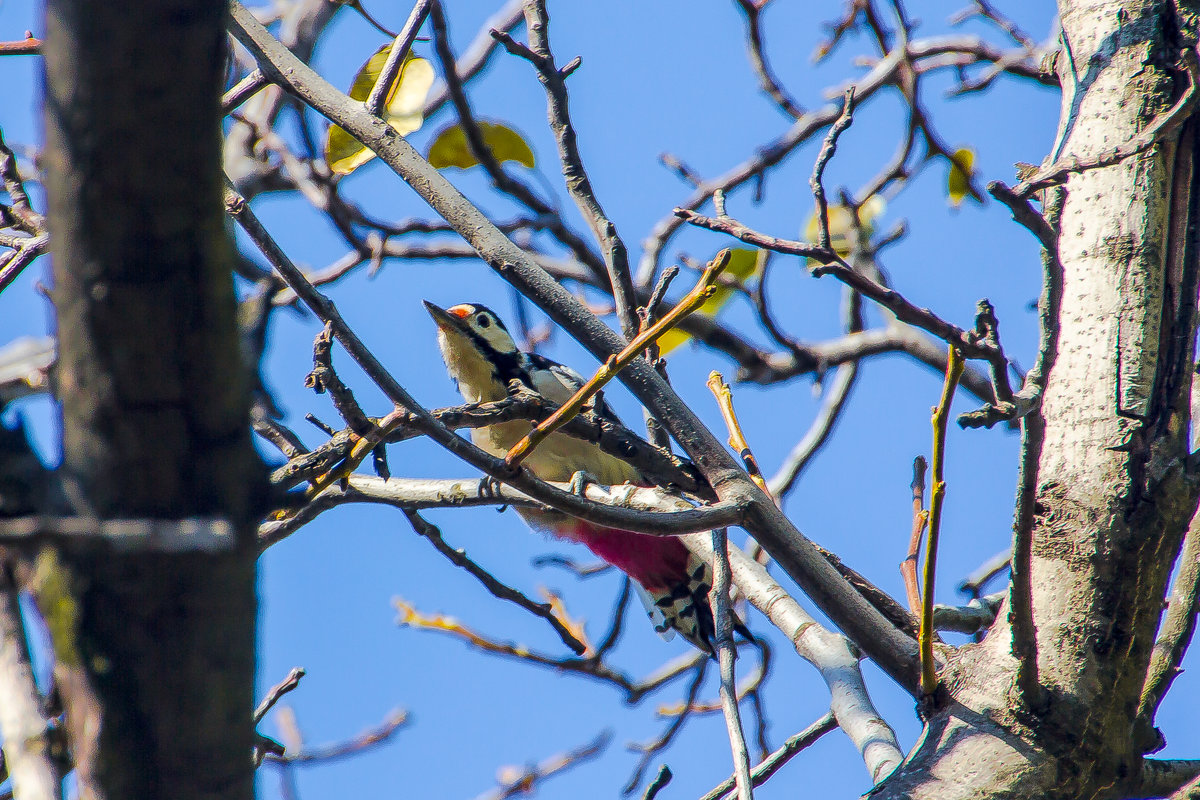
top-left (425, 300), bottom-right (537, 401)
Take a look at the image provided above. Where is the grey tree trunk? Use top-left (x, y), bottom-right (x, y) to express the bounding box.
top-left (878, 2), bottom-right (1200, 797)
top-left (40, 0), bottom-right (264, 797)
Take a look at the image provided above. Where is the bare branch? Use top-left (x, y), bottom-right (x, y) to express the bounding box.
top-left (734, 0), bottom-right (804, 118)
top-left (493, 0), bottom-right (640, 339)
top-left (682, 533), bottom-right (903, 782)
top-left (624, 663), bottom-right (708, 794)
top-left (641, 765), bottom-right (673, 800)
top-left (767, 363), bottom-right (858, 499)
top-left (394, 596), bottom-right (704, 704)
top-left (365, 0), bottom-right (431, 118)
top-left (229, 2), bottom-right (923, 693)
top-left (475, 731), bottom-right (611, 800)
top-left (222, 69), bottom-right (267, 114)
top-left (933, 592), bottom-right (1004, 634)
top-left (710, 528), bottom-right (754, 800)
top-left (810, 87), bottom-right (856, 251)
top-left (401, 508), bottom-right (588, 655)
top-left (265, 709), bottom-right (408, 765)
top-left (919, 347), bottom-right (964, 697)
top-left (255, 667), bottom-right (306, 724)
top-left (698, 713), bottom-right (838, 800)
top-left (901, 456), bottom-right (928, 615)
top-left (1140, 507), bottom-right (1200, 721)
top-left (0, 559), bottom-right (60, 800)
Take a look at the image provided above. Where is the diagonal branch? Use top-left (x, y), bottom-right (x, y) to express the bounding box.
top-left (228, 2), bottom-right (923, 694)
top-left (1140, 505), bottom-right (1200, 721)
top-left (698, 713), bottom-right (838, 800)
top-left (401, 508), bottom-right (587, 654)
top-left (491, 0), bottom-right (640, 339)
top-left (224, 184), bottom-right (746, 537)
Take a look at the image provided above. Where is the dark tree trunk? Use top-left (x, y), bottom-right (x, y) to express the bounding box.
top-left (40, 0), bottom-right (264, 797)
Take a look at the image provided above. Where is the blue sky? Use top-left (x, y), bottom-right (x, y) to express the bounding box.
top-left (2, 1), bottom-right (1197, 798)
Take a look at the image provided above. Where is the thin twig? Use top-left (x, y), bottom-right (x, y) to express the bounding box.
top-left (766, 363), bottom-right (857, 499)
top-left (0, 128), bottom-right (44, 233)
top-left (674, 209), bottom-right (1009, 371)
top-left (932, 592), bottom-right (1005, 634)
top-left (810, 87), bottom-right (856, 251)
top-left (504, 249), bottom-right (732, 467)
top-left (707, 372), bottom-right (771, 498)
top-left (735, 0), bottom-right (804, 118)
top-left (641, 765), bottom-right (673, 800)
top-left (265, 710), bottom-right (408, 764)
top-left (0, 559), bottom-right (60, 800)
top-left (402, 509), bottom-right (588, 654)
top-left (0, 35), bottom-right (42, 56)
top-left (1013, 51), bottom-right (1198, 197)
top-left (222, 69), bottom-right (268, 114)
top-left (711, 528), bottom-right (754, 800)
top-left (919, 347), bottom-right (963, 698)
top-left (365, 0), bottom-right (432, 118)
top-left (624, 663), bottom-right (709, 794)
top-left (475, 730), bottom-right (611, 800)
top-left (0, 233), bottom-right (49, 295)
top-left (491, 1), bottom-right (641, 339)
top-left (394, 596), bottom-right (704, 703)
top-left (698, 713), bottom-right (838, 800)
top-left (901, 456), bottom-right (928, 615)
top-left (255, 667), bottom-right (307, 724)
top-left (957, 549), bottom-right (1011, 598)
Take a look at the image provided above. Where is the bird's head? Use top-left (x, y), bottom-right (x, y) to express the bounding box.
top-left (423, 301), bottom-right (519, 403)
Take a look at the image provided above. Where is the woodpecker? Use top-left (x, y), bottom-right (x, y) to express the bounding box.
top-left (424, 300), bottom-right (747, 654)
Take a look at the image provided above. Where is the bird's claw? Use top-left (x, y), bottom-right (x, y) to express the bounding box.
top-left (566, 470), bottom-right (598, 497)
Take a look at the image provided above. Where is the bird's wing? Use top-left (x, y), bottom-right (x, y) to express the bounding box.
top-left (524, 352), bottom-right (625, 425)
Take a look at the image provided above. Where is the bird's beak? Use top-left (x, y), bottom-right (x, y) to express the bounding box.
top-left (423, 300), bottom-right (467, 334)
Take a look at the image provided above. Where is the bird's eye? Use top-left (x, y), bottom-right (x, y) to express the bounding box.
top-left (477, 315), bottom-right (490, 328)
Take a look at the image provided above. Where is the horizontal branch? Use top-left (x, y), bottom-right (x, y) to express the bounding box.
top-left (257, 476), bottom-right (745, 549)
top-left (932, 592), bottom-right (1004, 634)
top-left (675, 209), bottom-right (1006, 366)
top-left (0, 516), bottom-right (235, 552)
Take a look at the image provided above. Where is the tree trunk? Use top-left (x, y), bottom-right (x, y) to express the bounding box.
top-left (878, 1), bottom-right (1200, 797)
top-left (41, 0), bottom-right (264, 797)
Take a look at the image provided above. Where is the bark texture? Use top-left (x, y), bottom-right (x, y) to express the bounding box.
top-left (41, 0), bottom-right (264, 797)
top-left (877, 1), bottom-right (1200, 797)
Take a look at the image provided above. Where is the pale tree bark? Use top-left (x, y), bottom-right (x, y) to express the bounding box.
top-left (878, 1), bottom-right (1200, 797)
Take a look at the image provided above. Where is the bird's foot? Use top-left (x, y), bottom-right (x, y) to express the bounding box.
top-left (566, 470), bottom-right (599, 497)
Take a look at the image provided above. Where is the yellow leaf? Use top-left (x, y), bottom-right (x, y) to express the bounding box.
top-left (324, 46), bottom-right (435, 175)
top-left (947, 147), bottom-right (976, 207)
top-left (803, 195), bottom-right (885, 257)
top-left (658, 248), bottom-right (761, 355)
top-left (427, 121), bottom-right (536, 170)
